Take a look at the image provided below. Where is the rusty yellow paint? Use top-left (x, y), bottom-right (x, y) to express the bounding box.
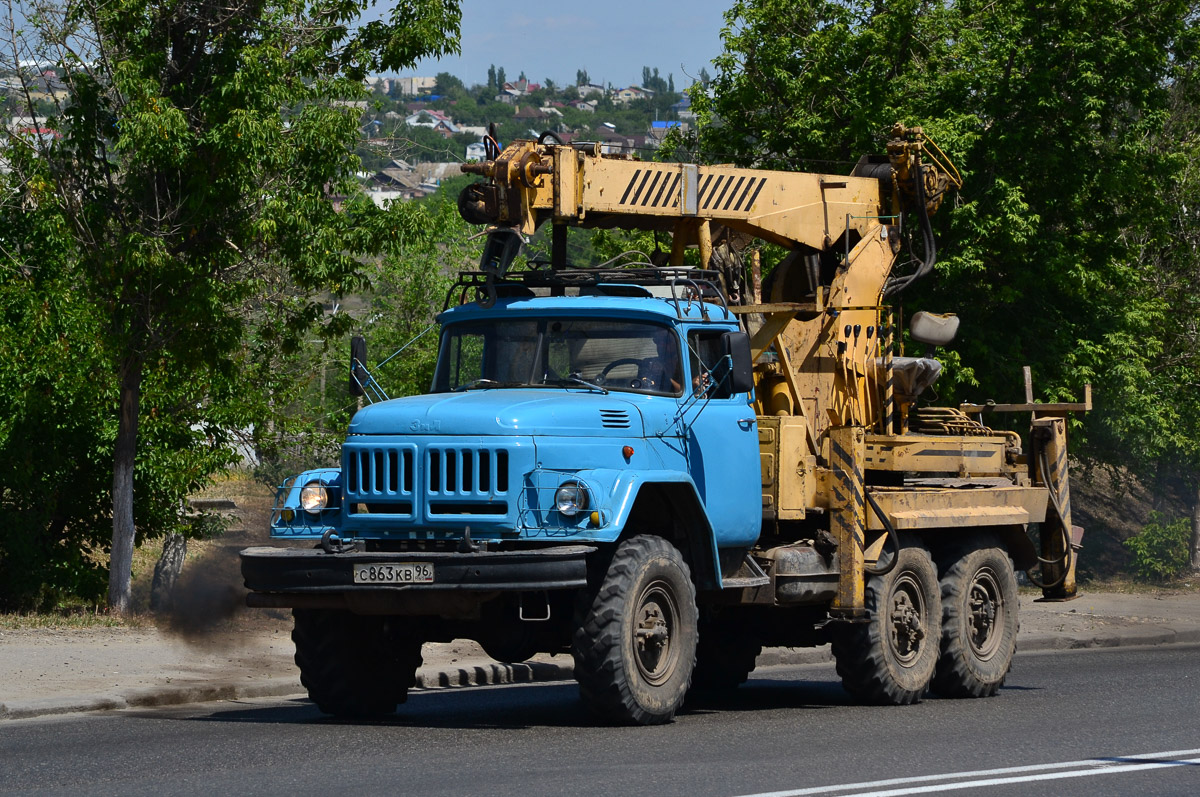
top-left (863, 532), bottom-right (889, 567)
top-left (758, 416), bottom-right (816, 519)
top-left (863, 434), bottom-right (1010, 475)
top-left (865, 485), bottom-right (1049, 531)
top-left (829, 426), bottom-right (866, 616)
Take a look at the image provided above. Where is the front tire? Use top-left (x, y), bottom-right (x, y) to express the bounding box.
top-left (292, 609), bottom-right (423, 717)
top-left (572, 536), bottom-right (698, 725)
top-left (932, 543), bottom-right (1019, 698)
top-left (690, 608), bottom-right (761, 692)
top-left (832, 541), bottom-right (941, 705)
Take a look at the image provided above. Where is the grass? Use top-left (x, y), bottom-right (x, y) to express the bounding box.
top-left (1076, 576), bottom-right (1200, 595)
top-left (0, 609), bottom-right (150, 631)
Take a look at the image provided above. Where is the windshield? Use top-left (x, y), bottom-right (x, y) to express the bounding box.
top-left (432, 317), bottom-right (683, 396)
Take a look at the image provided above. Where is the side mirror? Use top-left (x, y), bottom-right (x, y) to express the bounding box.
top-left (721, 331), bottom-right (755, 395)
top-left (349, 335), bottom-right (368, 397)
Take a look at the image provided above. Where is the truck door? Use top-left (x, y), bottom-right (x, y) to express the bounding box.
top-left (682, 327), bottom-right (760, 548)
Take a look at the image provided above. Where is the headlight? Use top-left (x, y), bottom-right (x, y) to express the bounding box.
top-left (299, 481), bottom-right (328, 514)
top-left (554, 481), bottom-right (588, 517)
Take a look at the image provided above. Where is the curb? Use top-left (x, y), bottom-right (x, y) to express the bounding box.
top-left (3, 626), bottom-right (1198, 722)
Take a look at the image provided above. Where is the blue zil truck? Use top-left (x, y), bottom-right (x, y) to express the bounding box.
top-left (241, 127), bottom-right (1085, 725)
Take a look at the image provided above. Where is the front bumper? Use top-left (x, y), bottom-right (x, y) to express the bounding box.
top-left (240, 544), bottom-right (594, 596)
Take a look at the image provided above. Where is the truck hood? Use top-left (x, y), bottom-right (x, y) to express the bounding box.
top-left (347, 390), bottom-right (648, 437)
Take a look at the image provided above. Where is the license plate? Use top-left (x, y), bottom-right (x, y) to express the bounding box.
top-left (352, 562), bottom-right (434, 584)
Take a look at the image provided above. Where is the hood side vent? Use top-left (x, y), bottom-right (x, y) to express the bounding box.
top-left (600, 409), bottom-right (631, 429)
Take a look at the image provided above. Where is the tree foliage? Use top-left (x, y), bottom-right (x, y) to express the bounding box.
top-left (0, 0), bottom-right (460, 611)
top-left (692, 0), bottom-right (1200, 479)
top-left (1124, 511), bottom-right (1193, 582)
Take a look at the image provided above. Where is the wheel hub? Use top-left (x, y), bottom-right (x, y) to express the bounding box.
top-left (967, 568), bottom-right (1003, 659)
top-left (888, 577), bottom-right (926, 663)
top-left (633, 581), bottom-right (678, 685)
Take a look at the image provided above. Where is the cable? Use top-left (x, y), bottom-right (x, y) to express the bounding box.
top-left (864, 490), bottom-right (900, 577)
top-left (884, 163), bottom-right (938, 297)
top-left (1024, 448), bottom-right (1074, 589)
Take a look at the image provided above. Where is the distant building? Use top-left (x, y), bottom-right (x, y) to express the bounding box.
top-left (404, 109), bottom-right (460, 137)
top-left (671, 96), bottom-right (695, 121)
top-left (371, 161), bottom-right (430, 201)
top-left (465, 141), bottom-right (487, 161)
top-left (612, 86), bottom-right (652, 104)
top-left (512, 105), bottom-right (547, 123)
top-left (393, 76), bottom-right (437, 96)
top-left (502, 79), bottom-right (539, 95)
top-left (648, 120), bottom-right (684, 145)
top-left (23, 74), bottom-right (68, 103)
top-left (597, 128), bottom-right (636, 155)
top-left (576, 83), bottom-right (605, 98)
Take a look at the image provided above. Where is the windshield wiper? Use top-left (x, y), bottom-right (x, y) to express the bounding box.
top-left (452, 378), bottom-right (523, 391)
top-left (544, 373), bottom-right (609, 395)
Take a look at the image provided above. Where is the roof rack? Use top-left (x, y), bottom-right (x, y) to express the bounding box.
top-left (444, 267), bottom-right (732, 321)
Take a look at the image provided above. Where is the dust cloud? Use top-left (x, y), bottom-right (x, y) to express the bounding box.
top-left (156, 545), bottom-right (252, 647)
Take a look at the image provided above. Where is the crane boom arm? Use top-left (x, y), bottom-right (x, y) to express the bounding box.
top-left (459, 124), bottom-right (958, 268)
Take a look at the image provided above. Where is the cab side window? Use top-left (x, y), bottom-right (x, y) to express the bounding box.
top-left (686, 330), bottom-right (734, 399)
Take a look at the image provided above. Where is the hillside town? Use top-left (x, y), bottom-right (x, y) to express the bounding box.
top-left (3, 64), bottom-right (699, 206)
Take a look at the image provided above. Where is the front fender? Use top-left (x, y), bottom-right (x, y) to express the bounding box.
top-left (568, 469), bottom-right (731, 591)
top-left (270, 468), bottom-right (342, 539)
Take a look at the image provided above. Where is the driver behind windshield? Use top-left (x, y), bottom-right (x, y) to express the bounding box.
top-left (643, 328), bottom-right (682, 394)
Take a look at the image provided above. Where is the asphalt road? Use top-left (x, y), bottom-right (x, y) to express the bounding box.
top-left (2, 645), bottom-right (1198, 797)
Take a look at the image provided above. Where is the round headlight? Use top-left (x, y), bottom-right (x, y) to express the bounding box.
top-left (299, 481), bottom-right (328, 514)
top-left (555, 481), bottom-right (588, 517)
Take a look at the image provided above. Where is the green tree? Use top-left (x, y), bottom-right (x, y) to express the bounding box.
top-left (692, 0), bottom-right (1200, 481)
top-left (363, 184), bottom-right (478, 398)
top-left (2, 0), bottom-right (460, 612)
top-left (435, 71), bottom-right (463, 94)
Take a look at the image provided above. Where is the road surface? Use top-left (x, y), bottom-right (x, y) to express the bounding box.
top-left (2, 645), bottom-right (1197, 796)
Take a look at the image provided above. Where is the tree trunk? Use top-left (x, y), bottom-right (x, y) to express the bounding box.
top-left (1192, 482), bottom-right (1200, 573)
top-left (150, 533), bottom-right (187, 612)
top-left (108, 356), bottom-right (143, 613)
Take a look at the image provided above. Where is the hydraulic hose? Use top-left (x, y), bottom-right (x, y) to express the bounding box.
top-left (864, 489), bottom-right (900, 577)
top-left (884, 164), bottom-right (938, 298)
top-left (1024, 448), bottom-right (1074, 589)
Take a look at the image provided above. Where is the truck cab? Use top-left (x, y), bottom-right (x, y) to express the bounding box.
top-left (242, 272), bottom-right (764, 724)
top-left (269, 286), bottom-right (759, 558)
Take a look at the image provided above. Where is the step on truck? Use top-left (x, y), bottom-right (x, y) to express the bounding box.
top-left (240, 124), bottom-right (1087, 725)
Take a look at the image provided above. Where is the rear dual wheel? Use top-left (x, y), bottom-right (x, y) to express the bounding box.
top-left (932, 543), bottom-right (1019, 698)
top-left (832, 541), bottom-right (941, 705)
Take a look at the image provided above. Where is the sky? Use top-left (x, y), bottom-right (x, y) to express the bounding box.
top-left (403, 1), bottom-right (733, 89)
